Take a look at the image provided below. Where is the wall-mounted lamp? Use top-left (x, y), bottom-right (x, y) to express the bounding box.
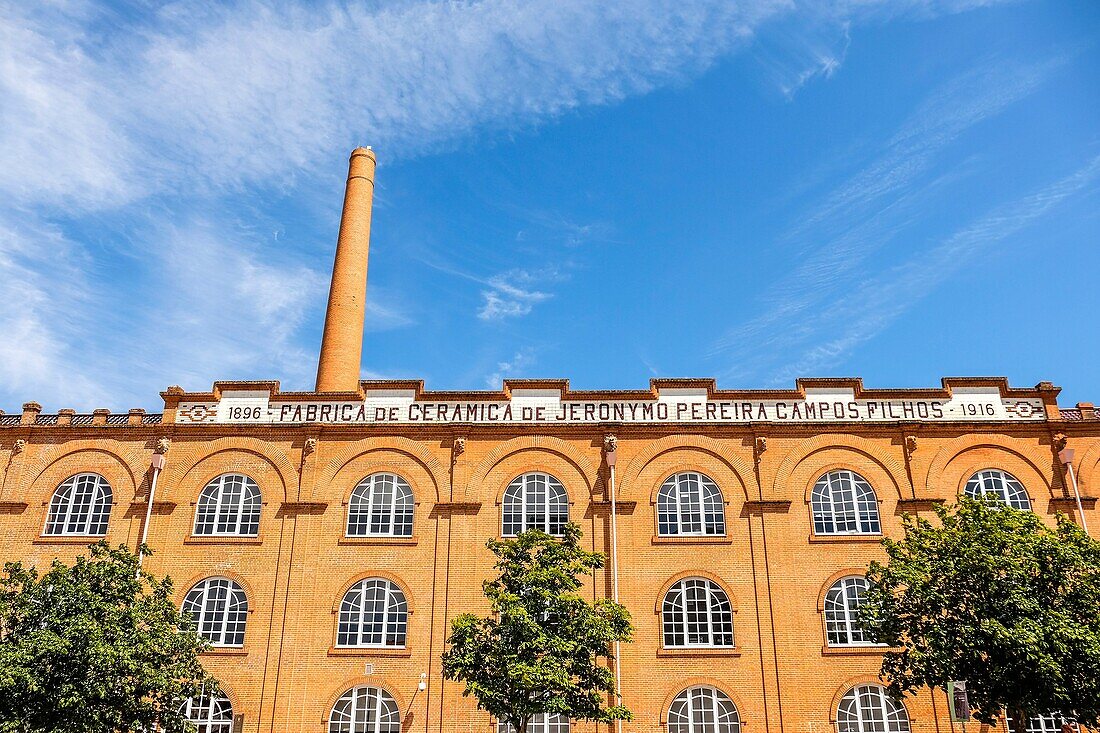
top-left (418, 672), bottom-right (427, 691)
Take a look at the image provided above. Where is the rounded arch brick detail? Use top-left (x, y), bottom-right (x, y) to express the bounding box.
top-left (658, 678), bottom-right (748, 726)
top-left (619, 435), bottom-right (756, 502)
top-left (321, 437), bottom-right (447, 503)
top-left (465, 435), bottom-right (599, 502)
top-left (924, 434), bottom-right (1052, 499)
top-left (165, 438), bottom-right (298, 504)
top-left (319, 678), bottom-right (407, 726)
top-left (27, 440), bottom-right (143, 501)
top-left (816, 568), bottom-right (871, 611)
top-left (1072, 439), bottom-right (1100, 497)
top-left (176, 570), bottom-right (258, 613)
top-left (772, 434), bottom-right (906, 502)
top-left (653, 569), bottom-right (739, 614)
top-left (25, 441), bottom-right (143, 503)
top-left (828, 676), bottom-right (906, 723)
top-left (329, 570), bottom-right (418, 615)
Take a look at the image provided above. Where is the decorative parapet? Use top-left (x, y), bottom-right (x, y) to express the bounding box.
top-left (2, 379), bottom-right (1095, 430)
top-left (167, 377), bottom-right (1058, 427)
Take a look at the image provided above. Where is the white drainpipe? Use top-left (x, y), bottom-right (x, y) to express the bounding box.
top-left (138, 452), bottom-right (167, 571)
top-left (1059, 448), bottom-right (1089, 534)
top-left (605, 437), bottom-right (622, 733)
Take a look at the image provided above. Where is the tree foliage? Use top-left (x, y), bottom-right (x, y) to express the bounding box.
top-left (442, 523), bottom-right (633, 733)
top-left (859, 498), bottom-right (1100, 732)
top-left (0, 542), bottom-right (220, 733)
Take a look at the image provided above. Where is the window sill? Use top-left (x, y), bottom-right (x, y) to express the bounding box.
top-left (651, 535), bottom-right (733, 545)
top-left (657, 647), bottom-right (741, 658)
top-left (201, 647), bottom-right (249, 657)
top-left (33, 535), bottom-right (106, 544)
top-left (184, 535), bottom-right (263, 545)
top-left (337, 536), bottom-right (418, 546)
top-left (821, 644), bottom-right (895, 656)
top-left (328, 646), bottom-right (412, 657)
top-left (807, 533), bottom-right (884, 544)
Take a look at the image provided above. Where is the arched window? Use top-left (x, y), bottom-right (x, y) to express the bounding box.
top-left (194, 474), bottom-right (261, 536)
top-left (836, 685), bottom-right (910, 733)
top-left (1005, 714), bottom-right (1077, 733)
top-left (44, 473), bottom-right (112, 536)
top-left (347, 473), bottom-right (414, 537)
top-left (657, 472), bottom-right (726, 536)
top-left (811, 470), bottom-right (881, 535)
top-left (180, 694), bottom-right (234, 733)
top-left (668, 686), bottom-right (741, 733)
top-left (182, 578), bottom-right (248, 647)
top-left (329, 687), bottom-right (401, 733)
top-left (502, 472), bottom-right (569, 537)
top-left (963, 469), bottom-right (1031, 510)
top-left (498, 714), bottom-right (570, 733)
top-left (662, 578), bottom-right (734, 648)
top-left (824, 577), bottom-right (877, 646)
top-left (337, 579), bottom-right (408, 647)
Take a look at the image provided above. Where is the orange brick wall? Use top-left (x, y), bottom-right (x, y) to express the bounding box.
top-left (2, 420), bottom-right (1099, 733)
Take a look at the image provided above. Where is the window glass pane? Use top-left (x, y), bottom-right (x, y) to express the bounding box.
top-left (667, 687), bottom-right (740, 733)
top-left (502, 473), bottom-right (568, 536)
top-left (337, 579), bottom-right (407, 647)
top-left (347, 474), bottom-right (415, 537)
top-left (811, 471), bottom-right (879, 536)
top-left (182, 578), bottom-right (248, 647)
top-left (837, 685), bottom-right (909, 733)
top-left (662, 579), bottom-right (733, 648)
top-left (45, 474), bottom-right (113, 536)
top-left (329, 687), bottom-right (401, 733)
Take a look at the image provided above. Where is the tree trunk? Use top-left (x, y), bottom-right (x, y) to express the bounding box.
top-left (1010, 706), bottom-right (1028, 733)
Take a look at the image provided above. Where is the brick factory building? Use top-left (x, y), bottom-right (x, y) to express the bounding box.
top-left (2, 148), bottom-right (1098, 733)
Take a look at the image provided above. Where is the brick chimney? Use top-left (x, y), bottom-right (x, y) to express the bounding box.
top-left (315, 147), bottom-right (377, 392)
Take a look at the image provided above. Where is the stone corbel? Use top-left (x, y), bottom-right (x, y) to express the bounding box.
top-left (298, 436), bottom-right (319, 502)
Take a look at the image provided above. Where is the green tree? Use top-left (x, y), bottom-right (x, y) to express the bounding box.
top-left (442, 523), bottom-right (632, 733)
top-left (859, 497), bottom-right (1100, 733)
top-left (0, 542), bottom-right (219, 733)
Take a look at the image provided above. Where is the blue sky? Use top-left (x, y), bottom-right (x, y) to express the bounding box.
top-left (1, 0), bottom-right (1098, 411)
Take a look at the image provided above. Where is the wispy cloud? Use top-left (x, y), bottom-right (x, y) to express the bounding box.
top-left (485, 347), bottom-right (537, 387)
top-left (478, 270), bottom-right (555, 321)
top-left (766, 155), bottom-right (1100, 383)
top-left (710, 55), bottom-right (1068, 382)
top-left (0, 0), bottom-right (1022, 406)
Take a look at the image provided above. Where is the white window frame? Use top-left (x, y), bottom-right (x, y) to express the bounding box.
top-left (43, 473), bottom-right (113, 536)
top-left (179, 694), bottom-right (234, 733)
top-left (497, 713), bottom-right (570, 733)
top-left (346, 473), bottom-right (415, 537)
top-left (836, 684), bottom-right (910, 733)
top-left (963, 469), bottom-right (1032, 511)
top-left (336, 578), bottom-right (408, 648)
top-left (657, 472), bottom-right (726, 536)
top-left (662, 578), bottom-right (735, 648)
top-left (501, 472), bottom-right (569, 537)
top-left (193, 474), bottom-right (262, 536)
top-left (824, 576), bottom-right (882, 647)
top-left (811, 470), bottom-right (881, 536)
top-left (667, 686), bottom-right (741, 733)
top-left (328, 686), bottom-right (401, 733)
top-left (182, 578), bottom-right (249, 648)
top-left (1004, 714), bottom-right (1078, 733)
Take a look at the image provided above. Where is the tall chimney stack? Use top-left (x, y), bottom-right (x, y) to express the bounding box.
top-left (316, 147), bottom-right (376, 392)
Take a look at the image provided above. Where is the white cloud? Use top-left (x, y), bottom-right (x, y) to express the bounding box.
top-left (478, 270), bottom-right (553, 321)
top-left (0, 0), bottom-right (1024, 406)
top-left (710, 55), bottom-right (1067, 380)
top-left (485, 347), bottom-right (537, 387)
top-left (764, 155), bottom-right (1100, 384)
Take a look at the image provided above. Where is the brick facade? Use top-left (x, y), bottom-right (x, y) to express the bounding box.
top-left (2, 388), bottom-right (1098, 733)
